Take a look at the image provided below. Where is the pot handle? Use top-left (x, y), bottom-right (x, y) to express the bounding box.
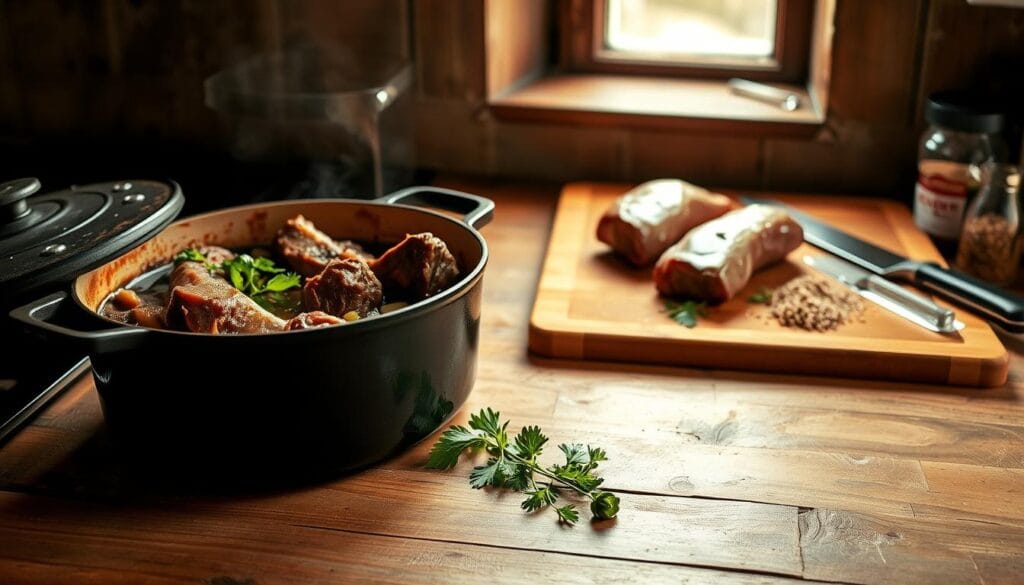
top-left (9, 291), bottom-right (150, 354)
top-left (378, 186), bottom-right (495, 230)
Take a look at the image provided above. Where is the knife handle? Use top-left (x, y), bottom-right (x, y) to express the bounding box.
top-left (914, 263), bottom-right (1024, 332)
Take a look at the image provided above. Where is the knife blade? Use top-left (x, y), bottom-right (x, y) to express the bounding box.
top-left (803, 255), bottom-right (962, 334)
top-left (741, 196), bottom-right (1024, 333)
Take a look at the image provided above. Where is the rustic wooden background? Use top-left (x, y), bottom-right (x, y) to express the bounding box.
top-left (0, 0), bottom-right (1021, 197)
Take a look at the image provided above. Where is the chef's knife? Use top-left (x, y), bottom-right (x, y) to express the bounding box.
top-left (803, 254), bottom-right (962, 334)
top-left (741, 196), bottom-right (1024, 333)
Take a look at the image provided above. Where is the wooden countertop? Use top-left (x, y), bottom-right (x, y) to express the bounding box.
top-left (1, 178), bottom-right (1023, 584)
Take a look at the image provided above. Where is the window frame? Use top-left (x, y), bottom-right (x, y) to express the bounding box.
top-left (561, 0), bottom-right (814, 83)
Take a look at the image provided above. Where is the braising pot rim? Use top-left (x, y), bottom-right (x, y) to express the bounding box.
top-left (74, 192), bottom-right (491, 341)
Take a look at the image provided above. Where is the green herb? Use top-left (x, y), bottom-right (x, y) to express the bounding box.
top-left (748, 288), bottom-right (774, 305)
top-left (426, 408), bottom-right (620, 525)
top-left (174, 248), bottom-right (208, 265)
top-left (663, 300), bottom-right (707, 328)
top-left (220, 254), bottom-right (302, 297)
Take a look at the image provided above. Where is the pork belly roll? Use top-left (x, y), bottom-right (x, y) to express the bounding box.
top-left (653, 204), bottom-right (803, 303)
top-left (596, 179), bottom-right (734, 266)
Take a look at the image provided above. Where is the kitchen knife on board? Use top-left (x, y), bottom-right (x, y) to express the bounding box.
top-left (741, 196), bottom-right (1024, 333)
top-left (803, 254), bottom-right (962, 334)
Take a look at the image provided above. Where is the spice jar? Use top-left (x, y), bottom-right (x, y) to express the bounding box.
top-left (914, 91), bottom-right (1006, 256)
top-left (955, 163), bottom-right (1021, 285)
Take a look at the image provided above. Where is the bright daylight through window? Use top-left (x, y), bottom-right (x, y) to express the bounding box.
top-left (601, 0), bottom-right (778, 66)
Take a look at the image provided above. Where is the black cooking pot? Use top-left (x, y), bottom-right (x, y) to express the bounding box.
top-left (10, 186), bottom-right (493, 480)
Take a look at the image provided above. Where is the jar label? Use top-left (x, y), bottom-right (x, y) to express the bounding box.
top-left (914, 161), bottom-right (970, 239)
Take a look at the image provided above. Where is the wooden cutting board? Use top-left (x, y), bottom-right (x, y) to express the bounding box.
top-left (528, 182), bottom-right (1009, 387)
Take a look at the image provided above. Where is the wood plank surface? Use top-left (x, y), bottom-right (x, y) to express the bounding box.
top-left (529, 182), bottom-right (1008, 387)
top-left (1, 178), bottom-right (1023, 584)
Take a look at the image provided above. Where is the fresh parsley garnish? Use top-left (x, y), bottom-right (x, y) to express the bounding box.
top-left (427, 408), bottom-right (620, 525)
top-left (174, 248), bottom-right (302, 297)
top-left (663, 300), bottom-right (707, 328)
top-left (220, 254), bottom-right (302, 297)
top-left (748, 288), bottom-right (773, 304)
top-left (174, 248), bottom-right (209, 265)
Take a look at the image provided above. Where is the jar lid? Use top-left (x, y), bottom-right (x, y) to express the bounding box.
top-left (0, 178), bottom-right (184, 306)
top-left (925, 90), bottom-right (1005, 134)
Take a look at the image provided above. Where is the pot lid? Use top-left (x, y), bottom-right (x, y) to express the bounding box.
top-left (1, 178), bottom-right (184, 304)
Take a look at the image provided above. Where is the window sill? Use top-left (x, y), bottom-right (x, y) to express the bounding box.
top-left (488, 74), bottom-right (824, 137)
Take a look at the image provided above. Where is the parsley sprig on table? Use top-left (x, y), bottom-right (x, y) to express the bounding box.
top-left (173, 248), bottom-right (301, 296)
top-left (663, 299), bottom-right (707, 328)
top-left (427, 408), bottom-right (620, 525)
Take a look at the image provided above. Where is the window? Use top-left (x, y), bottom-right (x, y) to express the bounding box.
top-left (485, 0), bottom-right (833, 133)
top-left (563, 0), bottom-right (813, 82)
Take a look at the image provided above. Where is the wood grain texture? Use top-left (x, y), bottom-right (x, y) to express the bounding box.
top-left (529, 182), bottom-right (1008, 386)
top-left (914, 0), bottom-right (1024, 128)
top-left (0, 491), bottom-right (817, 585)
top-left (827, 0), bottom-right (925, 125)
top-left (485, 0), bottom-right (549, 98)
top-left (414, 0), bottom-right (487, 101)
top-left (626, 132), bottom-right (762, 190)
top-left (489, 74), bottom-right (822, 137)
top-left (1, 178), bottom-right (1023, 584)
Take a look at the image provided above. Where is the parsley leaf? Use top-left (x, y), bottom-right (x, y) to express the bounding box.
top-left (469, 459), bottom-right (502, 489)
top-left (555, 505), bottom-right (580, 524)
top-left (748, 288), bottom-right (773, 304)
top-left (559, 443), bottom-right (588, 466)
top-left (219, 254), bottom-right (302, 297)
top-left (512, 426), bottom-right (548, 461)
top-left (426, 425), bottom-right (486, 469)
top-left (264, 273), bottom-right (302, 292)
top-left (663, 300), bottom-right (707, 328)
top-left (174, 248), bottom-right (208, 265)
top-left (522, 487), bottom-right (559, 513)
top-left (427, 408), bottom-right (620, 525)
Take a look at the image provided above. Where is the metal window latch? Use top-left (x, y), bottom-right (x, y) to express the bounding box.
top-left (727, 78), bottom-right (801, 112)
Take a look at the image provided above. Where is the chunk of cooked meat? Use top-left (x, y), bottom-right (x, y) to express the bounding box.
top-left (275, 214), bottom-right (370, 277)
top-left (369, 233), bottom-right (460, 300)
top-left (303, 258), bottom-right (383, 318)
top-left (111, 288), bottom-right (141, 309)
top-left (652, 205), bottom-right (804, 303)
top-left (284, 311), bottom-right (344, 330)
top-left (196, 245), bottom-right (236, 266)
top-left (102, 288), bottom-right (166, 328)
top-left (165, 261), bottom-right (285, 334)
top-left (129, 305), bottom-right (165, 329)
top-left (596, 179), bottom-right (736, 266)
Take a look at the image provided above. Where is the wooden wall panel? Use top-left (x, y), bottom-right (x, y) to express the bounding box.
top-left (415, 98), bottom-right (493, 174)
top-left (915, 0), bottom-right (1024, 151)
top-left (485, 0), bottom-right (549, 98)
top-left (826, 0), bottom-right (925, 126)
top-left (493, 121), bottom-right (628, 181)
top-left (107, 0), bottom-right (266, 77)
top-left (763, 123), bottom-right (919, 195)
top-left (1, 0), bottom-right (1022, 192)
top-left (3, 1), bottom-right (111, 81)
top-left (626, 132), bottom-right (762, 190)
top-left (273, 0), bottom-right (409, 66)
top-left (0, 1), bottom-right (21, 134)
top-left (414, 0), bottom-right (487, 101)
